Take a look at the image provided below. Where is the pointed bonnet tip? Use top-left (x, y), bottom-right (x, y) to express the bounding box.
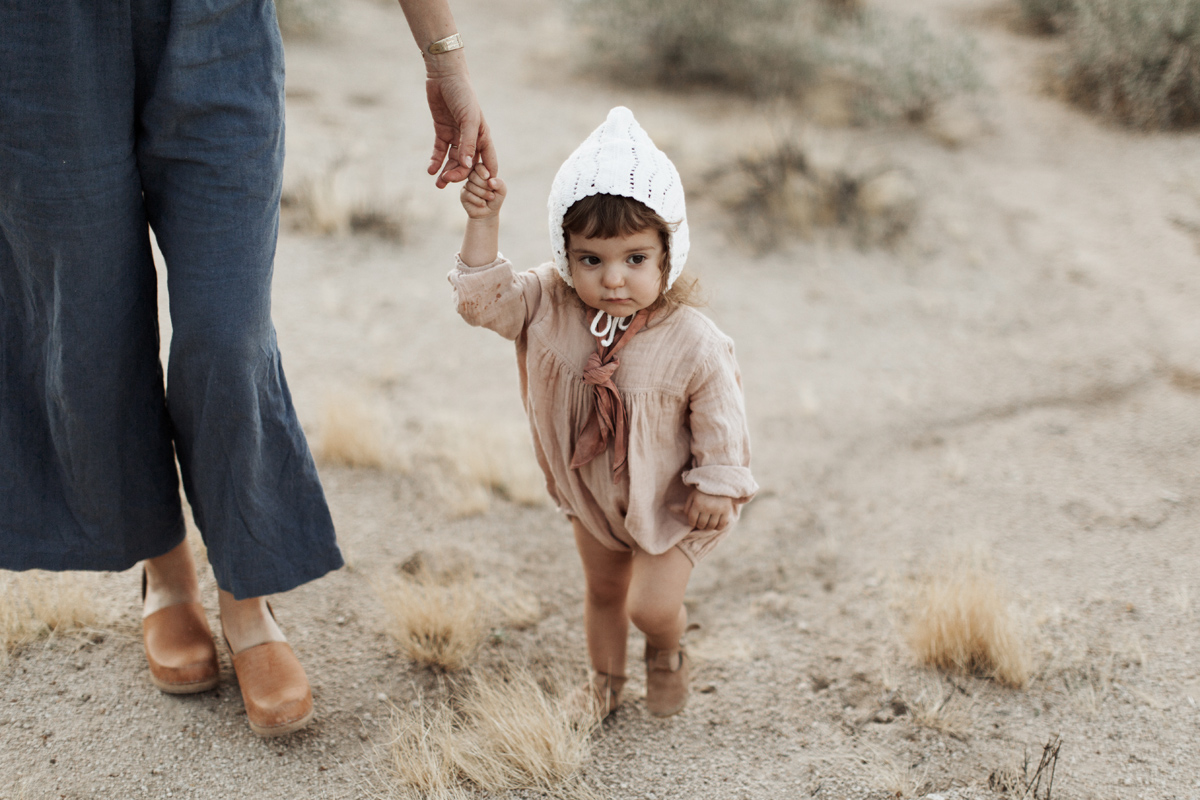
top-left (607, 105), bottom-right (634, 122)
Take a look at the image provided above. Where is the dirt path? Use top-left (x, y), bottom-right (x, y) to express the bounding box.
top-left (3, 0), bottom-right (1199, 798)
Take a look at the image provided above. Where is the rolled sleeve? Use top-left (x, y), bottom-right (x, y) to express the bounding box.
top-left (681, 339), bottom-right (758, 503)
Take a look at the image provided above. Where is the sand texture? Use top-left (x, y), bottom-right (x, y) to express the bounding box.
top-left (2, 0), bottom-right (1199, 797)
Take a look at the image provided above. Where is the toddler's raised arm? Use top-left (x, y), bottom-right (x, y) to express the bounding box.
top-left (459, 163), bottom-right (505, 267)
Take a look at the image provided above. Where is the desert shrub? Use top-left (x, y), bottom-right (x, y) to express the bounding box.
top-left (906, 564), bottom-right (1032, 688)
top-left (705, 140), bottom-right (918, 250)
top-left (571, 0), bottom-right (982, 120)
top-left (1017, 0), bottom-right (1076, 34)
top-left (1061, 0), bottom-right (1200, 128)
top-left (572, 0), bottom-right (822, 96)
top-left (826, 11), bottom-right (985, 123)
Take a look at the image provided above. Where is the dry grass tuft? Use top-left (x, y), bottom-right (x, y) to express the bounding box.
top-left (316, 390), bottom-right (389, 469)
top-left (376, 568), bottom-right (484, 672)
top-left (706, 139), bottom-right (918, 251)
top-left (281, 157), bottom-right (408, 240)
top-left (1, 571), bottom-right (107, 665)
top-left (988, 734), bottom-right (1063, 800)
top-left (415, 418), bottom-right (547, 517)
top-left (382, 702), bottom-right (472, 800)
top-left (871, 755), bottom-right (929, 799)
top-left (906, 563), bottom-right (1032, 688)
top-left (908, 680), bottom-right (970, 739)
top-left (382, 666), bottom-right (599, 799)
top-left (453, 667), bottom-right (599, 795)
top-left (379, 550), bottom-right (545, 671)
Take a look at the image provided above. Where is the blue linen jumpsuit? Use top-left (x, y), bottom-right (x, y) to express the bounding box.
top-left (0, 0), bottom-right (343, 598)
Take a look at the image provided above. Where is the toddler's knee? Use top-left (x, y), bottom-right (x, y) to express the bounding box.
top-left (585, 578), bottom-right (627, 609)
top-left (628, 601), bottom-right (680, 637)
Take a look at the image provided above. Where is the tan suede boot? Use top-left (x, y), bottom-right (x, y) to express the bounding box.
top-left (644, 643), bottom-right (689, 717)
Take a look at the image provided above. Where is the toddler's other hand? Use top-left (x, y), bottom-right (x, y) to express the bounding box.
top-left (460, 163), bottom-right (505, 220)
top-left (683, 489), bottom-right (735, 531)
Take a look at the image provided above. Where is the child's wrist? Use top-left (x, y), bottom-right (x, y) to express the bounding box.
top-left (465, 211), bottom-right (501, 226)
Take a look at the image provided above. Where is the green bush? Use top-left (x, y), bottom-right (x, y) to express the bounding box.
top-left (570, 0), bottom-right (982, 122)
top-left (1062, 0), bottom-right (1200, 128)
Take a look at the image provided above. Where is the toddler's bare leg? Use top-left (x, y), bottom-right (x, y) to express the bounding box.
top-left (626, 547), bottom-right (692, 649)
top-left (572, 519), bottom-right (633, 678)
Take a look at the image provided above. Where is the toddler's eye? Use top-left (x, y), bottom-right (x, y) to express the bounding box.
top-left (581, 256), bottom-right (600, 267)
top-left (629, 254), bottom-right (646, 265)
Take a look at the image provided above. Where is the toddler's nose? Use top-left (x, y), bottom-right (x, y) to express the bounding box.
top-left (601, 265), bottom-right (624, 288)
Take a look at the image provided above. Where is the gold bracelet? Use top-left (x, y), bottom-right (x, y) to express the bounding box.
top-left (427, 33), bottom-right (463, 55)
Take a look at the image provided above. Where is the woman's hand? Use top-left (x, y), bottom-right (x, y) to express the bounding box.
top-left (683, 489), bottom-right (735, 531)
top-left (425, 69), bottom-right (498, 188)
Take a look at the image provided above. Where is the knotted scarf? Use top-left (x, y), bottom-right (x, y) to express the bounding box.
top-left (570, 308), bottom-right (650, 482)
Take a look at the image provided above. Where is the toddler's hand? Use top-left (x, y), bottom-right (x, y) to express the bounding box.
top-left (460, 163), bottom-right (505, 220)
top-left (683, 489), bottom-right (735, 532)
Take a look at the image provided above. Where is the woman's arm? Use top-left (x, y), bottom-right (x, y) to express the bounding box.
top-left (395, 0), bottom-right (498, 187)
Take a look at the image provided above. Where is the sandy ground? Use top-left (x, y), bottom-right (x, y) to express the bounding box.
top-left (3, 0), bottom-right (1200, 798)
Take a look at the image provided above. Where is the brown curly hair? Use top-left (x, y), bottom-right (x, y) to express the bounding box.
top-left (560, 193), bottom-right (702, 314)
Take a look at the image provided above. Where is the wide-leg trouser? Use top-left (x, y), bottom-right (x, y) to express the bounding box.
top-left (0, 0), bottom-right (343, 598)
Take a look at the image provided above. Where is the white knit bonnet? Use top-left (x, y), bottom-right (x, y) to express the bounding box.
top-left (548, 106), bottom-right (689, 290)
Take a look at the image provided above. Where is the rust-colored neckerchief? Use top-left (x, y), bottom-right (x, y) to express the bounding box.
top-left (570, 308), bottom-right (650, 482)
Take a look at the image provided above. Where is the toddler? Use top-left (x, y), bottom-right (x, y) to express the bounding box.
top-left (450, 107), bottom-right (757, 717)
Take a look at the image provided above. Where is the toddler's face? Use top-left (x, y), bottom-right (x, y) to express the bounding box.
top-left (567, 228), bottom-right (664, 318)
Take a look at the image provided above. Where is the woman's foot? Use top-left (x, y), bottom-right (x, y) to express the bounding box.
top-left (143, 539), bottom-right (204, 615)
top-left (644, 643), bottom-right (689, 717)
top-left (219, 592), bottom-right (312, 737)
top-left (141, 541), bottom-right (219, 694)
top-left (217, 591), bottom-right (285, 654)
